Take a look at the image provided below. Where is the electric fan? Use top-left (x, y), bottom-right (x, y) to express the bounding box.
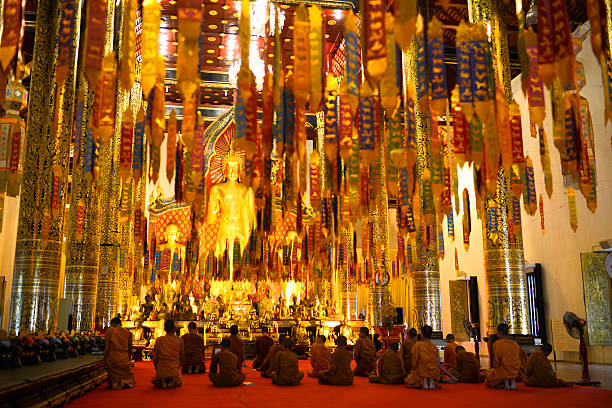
top-left (563, 312), bottom-right (600, 385)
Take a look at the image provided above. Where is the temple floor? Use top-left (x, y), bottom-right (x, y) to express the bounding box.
top-left (67, 360), bottom-right (612, 408)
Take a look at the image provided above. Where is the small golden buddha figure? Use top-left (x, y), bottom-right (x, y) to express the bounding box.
top-left (206, 147), bottom-right (256, 280)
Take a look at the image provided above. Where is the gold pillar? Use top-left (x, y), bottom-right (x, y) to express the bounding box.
top-left (403, 40), bottom-right (442, 332)
top-left (338, 226), bottom-right (356, 320)
top-left (470, 0), bottom-right (529, 335)
top-left (9, 0), bottom-right (77, 332)
top-left (63, 77), bottom-right (101, 332)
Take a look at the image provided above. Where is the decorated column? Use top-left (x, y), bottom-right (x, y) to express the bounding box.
top-left (9, 0), bottom-right (78, 332)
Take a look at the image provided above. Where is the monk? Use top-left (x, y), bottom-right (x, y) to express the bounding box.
top-left (252, 326), bottom-right (274, 370)
top-left (209, 339), bottom-right (246, 387)
top-left (405, 325), bottom-right (441, 389)
top-left (271, 337), bottom-right (304, 386)
top-left (443, 333), bottom-right (457, 369)
top-left (227, 325), bottom-right (245, 370)
top-left (151, 320), bottom-right (184, 388)
top-left (449, 345), bottom-right (481, 383)
top-left (104, 317), bottom-right (136, 389)
top-left (181, 322), bottom-right (205, 374)
top-left (353, 327), bottom-right (377, 377)
top-left (308, 335), bottom-right (331, 378)
top-left (319, 335), bottom-right (354, 385)
top-left (402, 328), bottom-right (418, 372)
top-left (369, 342), bottom-right (406, 384)
top-left (525, 343), bottom-right (571, 388)
top-left (260, 335), bottom-right (284, 378)
top-left (485, 323), bottom-right (524, 390)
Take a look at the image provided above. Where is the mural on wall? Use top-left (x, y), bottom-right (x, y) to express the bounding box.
top-left (580, 253), bottom-right (612, 346)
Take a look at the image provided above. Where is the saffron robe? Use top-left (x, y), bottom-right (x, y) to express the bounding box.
top-left (525, 351), bottom-right (569, 387)
top-left (261, 344), bottom-right (280, 378)
top-left (272, 349), bottom-right (305, 386)
top-left (151, 334), bottom-right (183, 388)
top-left (353, 337), bottom-right (377, 376)
top-left (209, 349), bottom-right (246, 387)
top-left (104, 326), bottom-right (136, 389)
top-left (181, 332), bottom-right (205, 373)
top-left (253, 334), bottom-right (274, 369)
top-left (228, 334), bottom-right (245, 369)
top-left (402, 337), bottom-right (417, 371)
top-left (405, 340), bottom-right (441, 388)
top-left (369, 349), bottom-right (406, 384)
top-left (449, 350), bottom-right (481, 383)
top-left (318, 346), bottom-right (354, 385)
top-left (309, 342), bottom-right (331, 377)
top-left (485, 338), bottom-right (524, 388)
top-left (443, 341), bottom-right (458, 369)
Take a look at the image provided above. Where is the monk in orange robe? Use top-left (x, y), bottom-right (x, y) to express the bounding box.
top-left (369, 342), bottom-right (406, 384)
top-left (402, 328), bottom-right (418, 373)
top-left (252, 326), bottom-right (274, 370)
top-left (449, 345), bottom-right (481, 383)
top-left (526, 343), bottom-right (571, 388)
top-left (308, 335), bottom-right (331, 378)
top-left (443, 333), bottom-right (458, 369)
top-left (151, 320), bottom-right (184, 388)
top-left (104, 317), bottom-right (136, 389)
top-left (405, 325), bottom-right (441, 389)
top-left (485, 323), bottom-right (524, 389)
top-left (181, 322), bottom-right (205, 374)
top-left (271, 337), bottom-right (304, 386)
top-left (353, 327), bottom-right (377, 377)
top-left (209, 339), bottom-right (246, 387)
top-left (227, 325), bottom-right (245, 370)
top-left (318, 336), bottom-right (354, 385)
top-left (260, 336), bottom-right (283, 378)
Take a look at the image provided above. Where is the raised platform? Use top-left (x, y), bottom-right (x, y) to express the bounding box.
top-left (0, 355), bottom-right (106, 407)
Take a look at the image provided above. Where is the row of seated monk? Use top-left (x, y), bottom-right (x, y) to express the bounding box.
top-left (103, 317), bottom-right (572, 390)
top-left (0, 328), bottom-right (104, 369)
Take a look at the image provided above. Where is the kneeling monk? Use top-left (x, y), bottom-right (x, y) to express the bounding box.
top-left (104, 317), bottom-right (136, 389)
top-left (405, 325), bottom-right (441, 389)
top-left (308, 335), bottom-right (330, 378)
top-left (353, 327), bottom-right (377, 377)
top-left (319, 336), bottom-right (354, 385)
top-left (449, 345), bottom-right (481, 383)
top-left (526, 343), bottom-right (571, 388)
top-left (369, 342), bottom-right (406, 384)
top-left (252, 326), bottom-right (274, 370)
top-left (209, 339), bottom-right (246, 387)
top-left (272, 337), bottom-right (304, 386)
top-left (151, 320), bottom-right (184, 388)
top-left (260, 335), bottom-right (284, 378)
top-left (181, 322), bottom-right (205, 374)
top-left (485, 323), bottom-right (524, 389)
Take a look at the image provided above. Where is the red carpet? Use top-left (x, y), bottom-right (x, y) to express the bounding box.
top-left (69, 360), bottom-right (612, 408)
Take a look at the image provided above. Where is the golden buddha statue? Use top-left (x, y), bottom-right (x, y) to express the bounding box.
top-left (206, 147), bottom-right (256, 280)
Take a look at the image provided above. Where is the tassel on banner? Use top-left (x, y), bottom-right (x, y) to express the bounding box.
top-left (166, 109), bottom-right (177, 183)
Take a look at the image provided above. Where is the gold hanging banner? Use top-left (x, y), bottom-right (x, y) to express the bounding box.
top-left (395, 0), bottom-right (416, 51)
top-left (166, 109), bottom-right (177, 183)
top-left (0, 0), bottom-right (23, 71)
top-left (345, 9), bottom-right (360, 114)
top-left (524, 28), bottom-right (545, 127)
top-left (456, 21), bottom-right (474, 120)
top-left (177, 1), bottom-right (202, 103)
top-left (119, 107), bottom-right (134, 182)
top-left (523, 156), bottom-right (537, 216)
top-left (293, 5), bottom-right (310, 108)
top-left (56, 0), bottom-right (78, 89)
top-left (95, 53), bottom-right (117, 145)
top-left (427, 16), bottom-right (447, 117)
top-left (538, 127), bottom-right (553, 198)
top-left (120, 0), bottom-right (137, 91)
top-left (380, 13), bottom-right (398, 116)
top-left (309, 6), bottom-right (323, 112)
top-left (462, 188), bottom-right (470, 251)
top-left (364, 0), bottom-right (387, 86)
top-left (142, 0), bottom-right (161, 97)
top-left (83, 0), bottom-right (108, 88)
top-left (567, 186), bottom-right (578, 231)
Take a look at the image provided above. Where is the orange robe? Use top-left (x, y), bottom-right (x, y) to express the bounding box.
top-left (261, 344), bottom-right (280, 378)
top-left (253, 334), bottom-right (274, 369)
top-left (353, 337), bottom-right (377, 376)
top-left (104, 326), bottom-right (136, 389)
top-left (318, 346), bottom-right (354, 385)
top-left (369, 350), bottom-right (406, 384)
top-left (485, 338), bottom-right (524, 388)
top-left (181, 332), bottom-right (205, 373)
top-left (402, 337), bottom-right (417, 372)
top-left (443, 342), bottom-right (457, 369)
top-left (449, 350), bottom-right (481, 383)
top-left (308, 343), bottom-right (331, 377)
top-left (228, 334), bottom-right (245, 369)
top-left (209, 349), bottom-right (246, 387)
top-left (525, 351), bottom-right (569, 387)
top-left (151, 334), bottom-right (183, 388)
top-left (405, 340), bottom-right (441, 388)
top-left (272, 349), bottom-right (304, 386)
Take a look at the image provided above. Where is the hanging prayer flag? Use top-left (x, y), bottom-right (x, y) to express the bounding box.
top-left (550, 0), bottom-right (576, 87)
top-left (119, 107), bottom-right (134, 182)
top-left (324, 75), bottom-right (338, 159)
top-left (451, 88), bottom-right (469, 167)
top-left (470, 24), bottom-right (490, 122)
top-left (381, 13), bottom-right (399, 116)
top-left (462, 188), bottom-right (470, 250)
top-left (133, 109), bottom-right (145, 182)
top-left (294, 5), bottom-right (310, 108)
top-left (470, 117), bottom-right (484, 169)
top-left (415, 15), bottom-right (427, 109)
top-left (338, 93), bottom-right (353, 161)
top-left (405, 84), bottom-right (417, 192)
top-left (75, 199), bottom-right (85, 241)
top-left (395, 0), bottom-right (417, 50)
top-left (509, 101), bottom-right (524, 167)
top-left (456, 21), bottom-right (474, 119)
top-left (166, 109), bottom-right (177, 183)
top-left (364, 0), bottom-right (387, 85)
top-left (486, 197), bottom-right (499, 245)
top-left (388, 107), bottom-right (404, 167)
top-left (55, 0), bottom-right (77, 88)
top-left (447, 211), bottom-right (455, 241)
top-left (538, 127), bottom-right (553, 198)
top-left (309, 149), bottom-right (320, 210)
top-left (309, 6), bottom-right (324, 112)
top-left (120, 0), bottom-right (137, 91)
top-left (177, 1), bottom-right (202, 105)
top-left (359, 84), bottom-right (376, 165)
top-left (539, 194), bottom-right (545, 234)
top-left (142, 0), bottom-right (162, 97)
top-left (182, 93), bottom-right (197, 150)
top-left (438, 231), bottom-right (445, 259)
top-left (83, 127), bottom-right (97, 184)
top-left (427, 16), bottom-right (447, 117)
top-left (537, 0), bottom-right (555, 86)
top-left (83, 0), bottom-right (108, 88)
top-left (523, 156), bottom-right (537, 215)
top-left (345, 10), bottom-right (360, 114)
top-left (96, 54), bottom-right (117, 145)
top-left (567, 186), bottom-right (578, 231)
top-left (525, 29), bottom-right (546, 127)
top-left (0, 0), bottom-right (23, 72)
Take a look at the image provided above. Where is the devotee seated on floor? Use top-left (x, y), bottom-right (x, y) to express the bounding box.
top-left (151, 319), bottom-right (184, 389)
top-left (353, 327), bottom-right (377, 377)
top-left (209, 338), bottom-right (246, 387)
top-left (318, 335), bottom-right (354, 386)
top-left (104, 316), bottom-right (136, 390)
top-left (252, 326), bottom-right (274, 370)
top-left (308, 335), bottom-right (331, 378)
top-left (260, 335), bottom-right (284, 378)
top-left (228, 324), bottom-right (245, 370)
top-left (485, 323), bottom-right (524, 390)
top-left (443, 333), bottom-right (457, 369)
top-left (525, 343), bottom-right (572, 388)
top-left (271, 336), bottom-right (305, 386)
top-left (181, 322), bottom-right (206, 374)
top-left (448, 345), bottom-right (481, 383)
top-left (402, 328), bottom-right (418, 373)
top-left (369, 342), bottom-right (406, 384)
top-left (405, 325), bottom-right (441, 389)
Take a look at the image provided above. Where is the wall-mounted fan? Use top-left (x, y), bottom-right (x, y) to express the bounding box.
top-left (563, 312), bottom-right (600, 385)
